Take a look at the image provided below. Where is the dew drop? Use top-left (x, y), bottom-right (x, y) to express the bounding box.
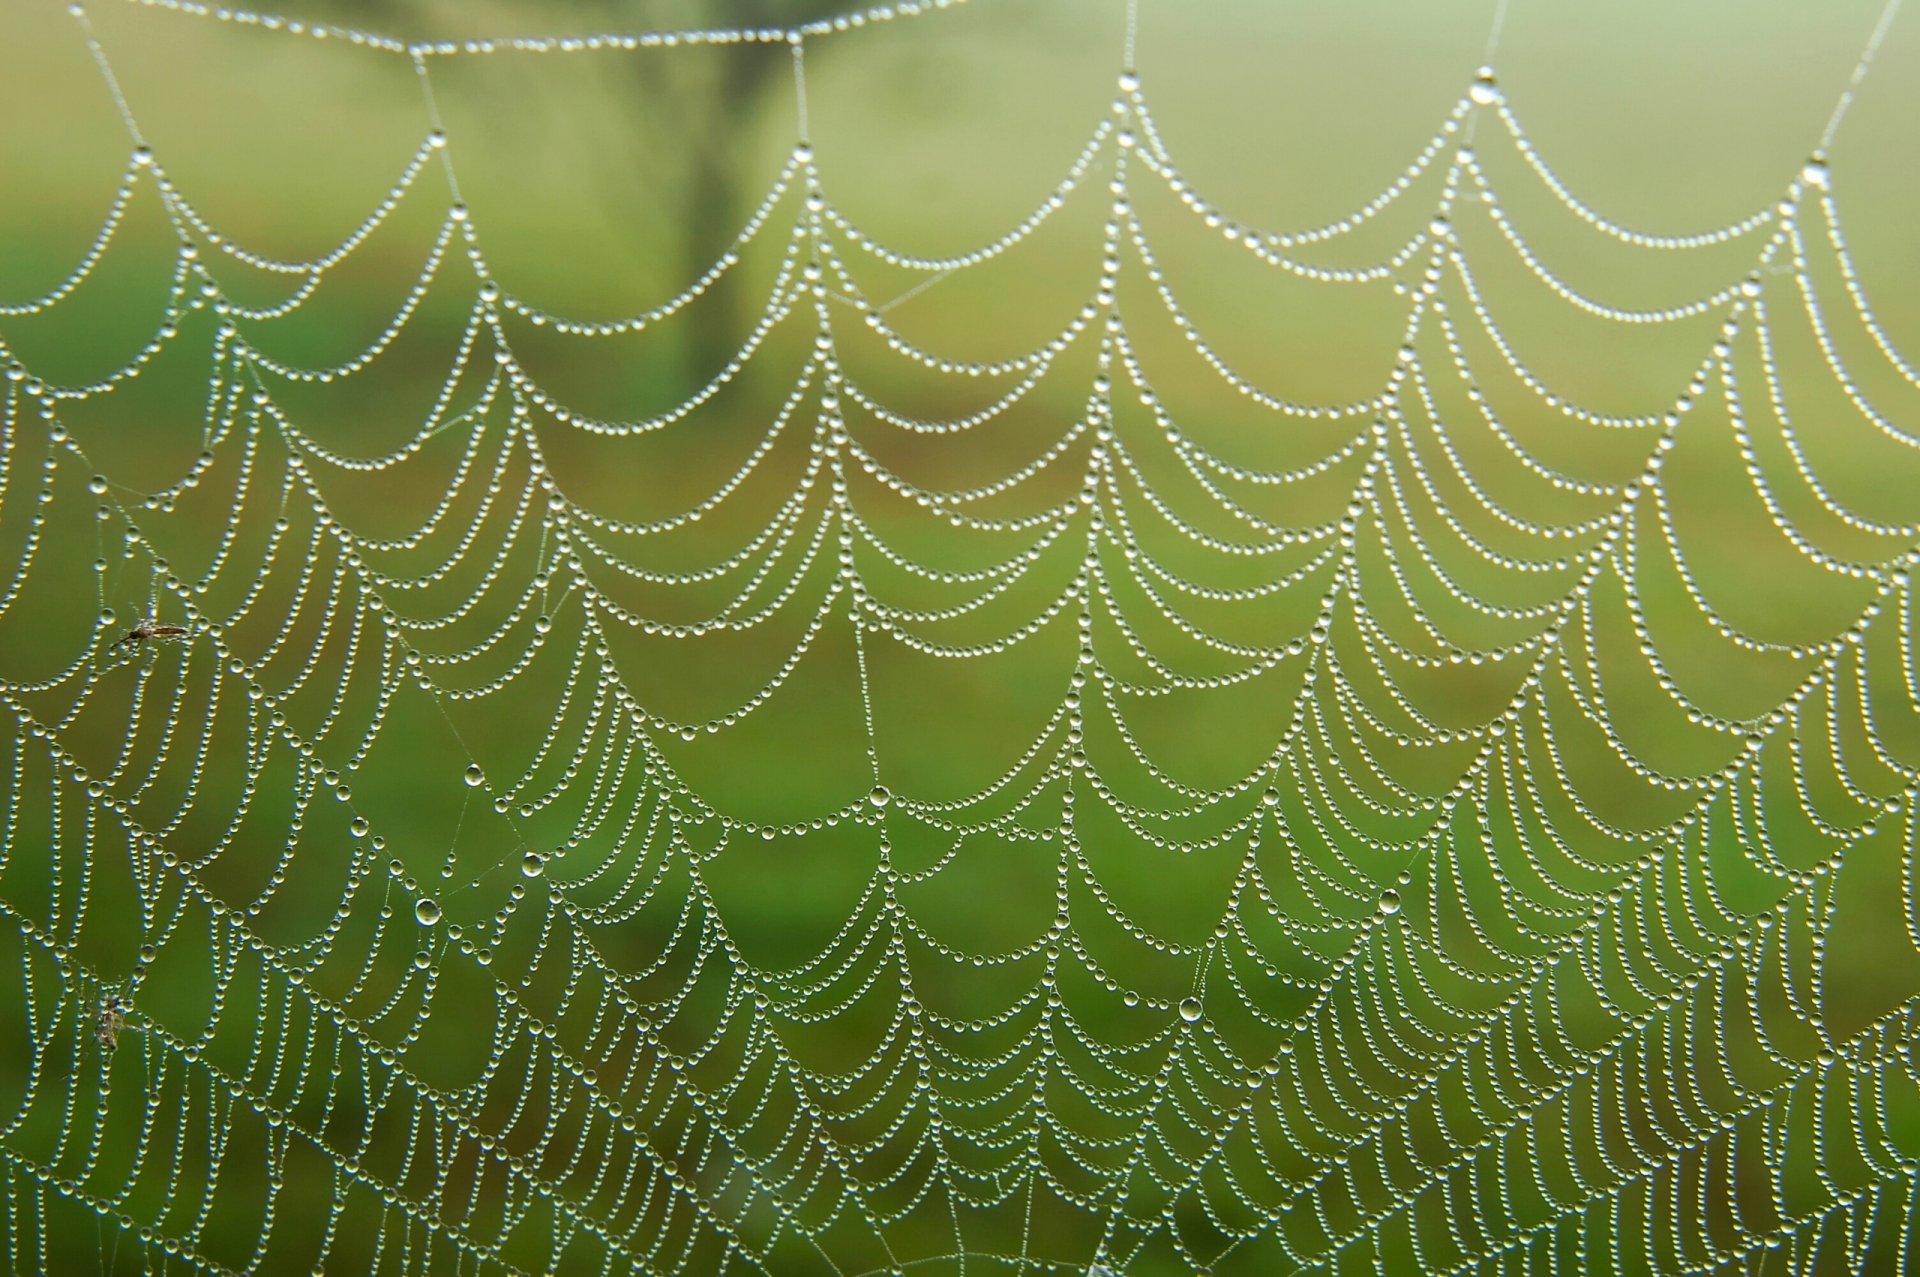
top-left (415, 899), bottom-right (442, 926)
top-left (869, 784), bottom-right (891, 809)
top-left (522, 852), bottom-right (546, 878)
top-left (139, 944), bottom-right (157, 964)
top-left (1468, 68), bottom-right (1502, 106)
top-left (349, 816), bottom-right (370, 838)
top-left (88, 475), bottom-right (108, 495)
top-left (1177, 997), bottom-right (1203, 1024)
top-left (1378, 889), bottom-right (1402, 915)
top-left (463, 763), bottom-right (485, 788)
top-left (1801, 158), bottom-right (1831, 190)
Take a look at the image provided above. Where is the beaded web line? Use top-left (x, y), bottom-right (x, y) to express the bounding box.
top-left (3, 0), bottom-right (1920, 1273)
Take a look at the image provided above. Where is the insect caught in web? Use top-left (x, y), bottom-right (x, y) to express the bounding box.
top-left (105, 616), bottom-right (191, 657)
top-left (95, 991), bottom-right (136, 1051)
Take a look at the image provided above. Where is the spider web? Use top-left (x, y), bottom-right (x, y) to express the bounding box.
top-left (3, 0), bottom-right (1920, 1273)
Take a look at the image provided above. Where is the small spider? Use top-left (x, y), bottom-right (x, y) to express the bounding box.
top-left (96, 991), bottom-right (134, 1051)
top-left (107, 616), bottom-right (191, 654)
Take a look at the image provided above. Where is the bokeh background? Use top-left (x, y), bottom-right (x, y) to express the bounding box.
top-left (4, 0), bottom-right (1920, 1273)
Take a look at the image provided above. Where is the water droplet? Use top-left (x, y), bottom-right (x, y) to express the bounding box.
top-left (1116, 70), bottom-right (1140, 94)
top-left (1468, 68), bottom-right (1502, 106)
top-left (1379, 889), bottom-right (1402, 915)
top-left (88, 475), bottom-right (108, 495)
top-left (869, 784), bottom-right (891, 809)
top-left (463, 763), bottom-right (485, 788)
top-left (1801, 158), bottom-right (1831, 190)
top-left (522, 852), bottom-right (545, 878)
top-left (349, 816), bottom-right (370, 838)
top-left (138, 944), bottom-right (157, 964)
top-left (1177, 997), bottom-right (1203, 1023)
top-left (1817, 1047), bottom-right (1838, 1067)
top-left (1122, 990), bottom-right (1140, 1008)
top-left (415, 899), bottom-right (442, 926)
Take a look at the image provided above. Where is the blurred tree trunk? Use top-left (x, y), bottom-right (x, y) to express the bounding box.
top-left (675, 40), bottom-right (788, 385)
top-left (316, 0), bottom-right (836, 383)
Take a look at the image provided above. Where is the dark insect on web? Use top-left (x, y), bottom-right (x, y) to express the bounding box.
top-left (96, 992), bottom-right (134, 1051)
top-left (107, 617), bottom-right (191, 653)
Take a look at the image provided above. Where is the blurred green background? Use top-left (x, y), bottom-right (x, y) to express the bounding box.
top-left (4, 0), bottom-right (1920, 1273)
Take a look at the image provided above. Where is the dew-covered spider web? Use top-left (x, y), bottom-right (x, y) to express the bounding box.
top-left (7, 0), bottom-right (1920, 1272)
